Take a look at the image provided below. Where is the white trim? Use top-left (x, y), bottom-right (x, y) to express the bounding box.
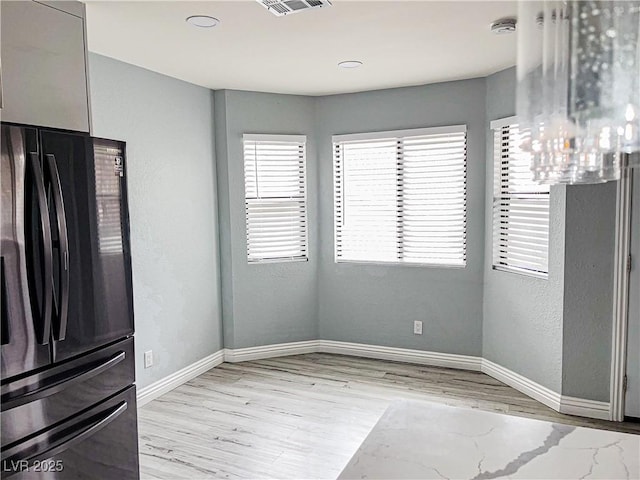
top-left (317, 340), bottom-right (482, 371)
top-left (223, 340), bottom-right (317, 363)
top-left (332, 124), bottom-right (466, 143)
top-left (480, 359), bottom-right (561, 411)
top-left (491, 265), bottom-right (548, 280)
top-left (135, 340), bottom-right (610, 420)
top-left (136, 350), bottom-right (225, 407)
top-left (490, 115), bottom-right (519, 130)
top-left (560, 396), bottom-right (611, 420)
top-left (248, 256), bottom-right (308, 265)
top-left (243, 133), bottom-right (306, 143)
top-left (335, 259), bottom-right (466, 269)
top-left (610, 165), bottom-right (634, 421)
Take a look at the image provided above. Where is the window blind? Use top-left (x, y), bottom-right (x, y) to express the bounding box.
top-left (333, 126), bottom-right (467, 267)
top-left (491, 118), bottom-right (550, 277)
top-left (243, 134), bottom-right (307, 263)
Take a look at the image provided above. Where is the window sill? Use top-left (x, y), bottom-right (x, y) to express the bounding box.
top-left (335, 259), bottom-right (466, 269)
top-left (492, 265), bottom-right (548, 280)
top-left (248, 257), bottom-right (308, 265)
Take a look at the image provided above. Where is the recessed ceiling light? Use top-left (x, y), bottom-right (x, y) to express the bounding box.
top-left (338, 60), bottom-right (363, 69)
top-left (186, 15), bottom-right (220, 28)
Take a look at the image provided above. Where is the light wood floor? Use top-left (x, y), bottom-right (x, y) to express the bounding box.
top-left (137, 353), bottom-right (640, 480)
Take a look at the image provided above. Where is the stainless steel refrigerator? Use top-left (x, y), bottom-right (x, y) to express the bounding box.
top-left (1, 124), bottom-right (139, 479)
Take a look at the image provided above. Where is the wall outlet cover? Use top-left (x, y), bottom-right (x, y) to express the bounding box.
top-left (144, 350), bottom-right (154, 368)
top-left (413, 321), bottom-right (423, 335)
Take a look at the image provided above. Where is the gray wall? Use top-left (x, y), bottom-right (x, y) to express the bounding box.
top-left (482, 68), bottom-right (565, 393)
top-left (562, 183), bottom-right (616, 401)
top-left (89, 53), bottom-right (223, 389)
top-left (315, 79), bottom-right (487, 356)
top-left (214, 90), bottom-right (318, 349)
top-left (482, 68), bottom-right (617, 401)
top-left (88, 54), bottom-right (616, 402)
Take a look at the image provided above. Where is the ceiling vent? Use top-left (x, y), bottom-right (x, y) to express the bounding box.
top-left (257, 0), bottom-right (332, 17)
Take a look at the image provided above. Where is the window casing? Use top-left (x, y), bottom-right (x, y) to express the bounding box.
top-left (491, 117), bottom-right (550, 278)
top-left (243, 134), bottom-right (307, 263)
top-left (333, 126), bottom-right (467, 267)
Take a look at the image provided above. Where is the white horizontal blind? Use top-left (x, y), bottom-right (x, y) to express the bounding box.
top-left (333, 126), bottom-right (467, 266)
top-left (492, 121), bottom-right (550, 276)
top-left (244, 134), bottom-right (307, 263)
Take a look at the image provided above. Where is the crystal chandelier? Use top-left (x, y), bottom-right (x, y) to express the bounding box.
top-left (516, 1), bottom-right (640, 184)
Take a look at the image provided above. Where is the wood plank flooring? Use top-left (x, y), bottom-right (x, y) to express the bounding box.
top-left (137, 353), bottom-right (640, 479)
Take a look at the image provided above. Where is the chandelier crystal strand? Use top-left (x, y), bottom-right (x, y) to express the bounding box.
top-left (570, 1), bottom-right (640, 180)
top-left (517, 0), bottom-right (640, 184)
top-left (517, 1), bottom-right (577, 184)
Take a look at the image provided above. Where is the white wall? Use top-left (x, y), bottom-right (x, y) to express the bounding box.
top-left (89, 53), bottom-right (223, 389)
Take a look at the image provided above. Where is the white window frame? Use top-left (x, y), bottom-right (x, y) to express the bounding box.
top-left (332, 125), bottom-right (468, 268)
top-left (490, 116), bottom-right (550, 279)
top-left (243, 133), bottom-right (308, 264)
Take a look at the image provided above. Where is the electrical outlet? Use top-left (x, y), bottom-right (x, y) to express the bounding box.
top-left (144, 350), bottom-right (153, 368)
top-left (413, 321), bottom-right (423, 335)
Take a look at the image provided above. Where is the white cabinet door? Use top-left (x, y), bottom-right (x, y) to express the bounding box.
top-left (0, 1), bottom-right (90, 132)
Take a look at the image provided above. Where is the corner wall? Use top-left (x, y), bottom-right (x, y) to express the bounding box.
top-left (89, 53), bottom-right (223, 389)
top-left (482, 68), bottom-right (617, 402)
top-left (482, 68), bottom-right (565, 393)
top-left (214, 90), bottom-right (319, 349)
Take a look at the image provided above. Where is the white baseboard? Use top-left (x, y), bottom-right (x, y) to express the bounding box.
top-left (223, 340), bottom-right (317, 363)
top-left (559, 395), bottom-right (611, 420)
top-left (317, 340), bottom-right (483, 371)
top-left (136, 340), bottom-right (610, 420)
top-left (480, 359), bottom-right (562, 411)
top-left (137, 350), bottom-right (225, 407)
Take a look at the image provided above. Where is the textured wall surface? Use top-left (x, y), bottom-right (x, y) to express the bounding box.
top-left (89, 54), bottom-right (223, 389)
top-left (482, 68), bottom-right (565, 393)
top-left (562, 183), bottom-right (617, 401)
top-left (215, 90), bottom-right (318, 348)
top-left (315, 79), bottom-right (487, 355)
top-left (214, 91), bottom-right (235, 348)
top-left (89, 54), bottom-right (618, 403)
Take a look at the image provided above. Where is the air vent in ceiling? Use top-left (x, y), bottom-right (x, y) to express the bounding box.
top-left (257, 0), bottom-right (332, 16)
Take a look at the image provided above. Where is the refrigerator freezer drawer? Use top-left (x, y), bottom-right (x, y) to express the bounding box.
top-left (1, 385), bottom-right (139, 479)
top-left (1, 337), bottom-right (134, 447)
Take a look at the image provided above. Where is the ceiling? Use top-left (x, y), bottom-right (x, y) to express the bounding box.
top-left (85, 1), bottom-right (518, 96)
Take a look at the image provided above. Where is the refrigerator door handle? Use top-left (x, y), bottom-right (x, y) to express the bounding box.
top-left (1, 401), bottom-right (128, 474)
top-left (0, 351), bottom-right (126, 411)
top-left (45, 154), bottom-right (70, 341)
top-left (28, 153), bottom-right (53, 346)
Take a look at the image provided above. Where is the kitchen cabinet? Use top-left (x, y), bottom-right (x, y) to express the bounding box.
top-left (0, 1), bottom-right (91, 132)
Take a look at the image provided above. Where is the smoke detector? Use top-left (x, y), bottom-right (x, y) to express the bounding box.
top-left (490, 18), bottom-right (517, 34)
top-left (256, 0), bottom-right (332, 17)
